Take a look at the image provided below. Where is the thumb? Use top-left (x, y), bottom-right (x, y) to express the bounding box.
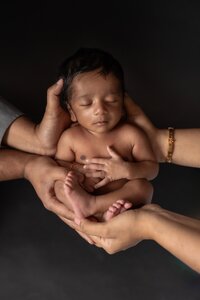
top-left (52, 78), bottom-right (63, 96)
top-left (107, 145), bottom-right (121, 159)
top-left (76, 218), bottom-right (106, 237)
top-left (46, 78), bottom-right (64, 110)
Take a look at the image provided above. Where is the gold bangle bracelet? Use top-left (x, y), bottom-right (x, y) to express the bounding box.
top-left (166, 127), bottom-right (175, 163)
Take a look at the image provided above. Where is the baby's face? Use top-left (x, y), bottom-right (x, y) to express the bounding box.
top-left (68, 70), bottom-right (124, 134)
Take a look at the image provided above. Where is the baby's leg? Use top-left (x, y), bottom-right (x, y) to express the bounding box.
top-left (55, 174), bottom-right (152, 220)
top-left (94, 179), bottom-right (153, 216)
top-left (63, 171), bottom-right (97, 219)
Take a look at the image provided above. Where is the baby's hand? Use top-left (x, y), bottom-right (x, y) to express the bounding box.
top-left (84, 146), bottom-right (128, 189)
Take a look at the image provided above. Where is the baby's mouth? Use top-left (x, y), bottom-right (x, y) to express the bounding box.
top-left (94, 120), bottom-right (108, 125)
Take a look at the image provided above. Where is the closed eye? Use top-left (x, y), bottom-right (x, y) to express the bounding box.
top-left (80, 103), bottom-right (91, 106)
top-left (79, 100), bottom-right (92, 106)
top-left (105, 99), bottom-right (118, 103)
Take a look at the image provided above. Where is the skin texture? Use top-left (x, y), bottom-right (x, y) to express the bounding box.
top-left (2, 79), bottom-right (71, 156)
top-left (2, 76), bottom-right (200, 273)
top-left (55, 70), bottom-right (158, 220)
top-left (70, 95), bottom-right (200, 273)
top-left (0, 79), bottom-right (75, 219)
top-left (77, 204), bottom-right (200, 273)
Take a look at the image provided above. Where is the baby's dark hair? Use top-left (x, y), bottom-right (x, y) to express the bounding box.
top-left (58, 47), bottom-right (125, 110)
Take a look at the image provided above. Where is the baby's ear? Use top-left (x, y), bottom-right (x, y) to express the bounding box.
top-left (67, 104), bottom-right (77, 122)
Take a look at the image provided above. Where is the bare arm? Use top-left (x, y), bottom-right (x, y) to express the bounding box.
top-left (83, 127), bottom-right (159, 189)
top-left (127, 125), bottom-right (159, 180)
top-left (2, 79), bottom-right (71, 156)
top-left (55, 129), bottom-right (75, 162)
top-left (78, 204), bottom-right (200, 273)
top-left (124, 95), bottom-right (200, 167)
top-left (156, 129), bottom-right (200, 167)
top-left (0, 149), bottom-right (74, 219)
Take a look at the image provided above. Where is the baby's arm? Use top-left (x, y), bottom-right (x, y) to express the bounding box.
top-left (84, 125), bottom-right (158, 188)
top-left (55, 130), bottom-right (75, 162)
top-left (126, 125), bottom-right (159, 180)
top-left (55, 129), bottom-right (98, 192)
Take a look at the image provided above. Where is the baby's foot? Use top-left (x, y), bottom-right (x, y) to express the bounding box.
top-left (103, 199), bottom-right (132, 221)
top-left (64, 171), bottom-right (96, 220)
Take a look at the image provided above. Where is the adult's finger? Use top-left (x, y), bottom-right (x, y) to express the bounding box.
top-left (77, 218), bottom-right (108, 237)
top-left (46, 195), bottom-right (74, 220)
top-left (46, 79), bottom-right (63, 107)
top-left (59, 215), bottom-right (96, 244)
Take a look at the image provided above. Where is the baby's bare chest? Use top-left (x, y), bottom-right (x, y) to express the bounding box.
top-left (73, 136), bottom-right (133, 163)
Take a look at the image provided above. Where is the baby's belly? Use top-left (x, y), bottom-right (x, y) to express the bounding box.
top-left (93, 178), bottom-right (128, 195)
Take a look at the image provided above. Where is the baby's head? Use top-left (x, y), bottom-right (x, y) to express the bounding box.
top-left (59, 48), bottom-right (125, 133)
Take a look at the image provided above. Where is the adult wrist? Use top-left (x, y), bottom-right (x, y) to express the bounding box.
top-left (135, 205), bottom-right (165, 241)
top-left (23, 154), bottom-right (39, 181)
top-left (155, 129), bottom-right (168, 163)
top-left (136, 209), bottom-right (154, 240)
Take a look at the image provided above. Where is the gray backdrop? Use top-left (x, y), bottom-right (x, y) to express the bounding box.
top-left (0, 1), bottom-right (200, 299)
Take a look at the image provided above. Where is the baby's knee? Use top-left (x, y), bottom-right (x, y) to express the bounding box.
top-left (134, 179), bottom-right (153, 204)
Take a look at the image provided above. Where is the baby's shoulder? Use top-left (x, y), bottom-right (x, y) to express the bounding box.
top-left (57, 125), bottom-right (82, 145)
top-left (119, 122), bottom-right (142, 135)
top-left (61, 125), bottom-right (82, 137)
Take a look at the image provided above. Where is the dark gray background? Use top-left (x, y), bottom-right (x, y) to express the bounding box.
top-left (0, 1), bottom-right (200, 299)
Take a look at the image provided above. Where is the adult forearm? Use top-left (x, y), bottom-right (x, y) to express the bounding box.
top-left (2, 116), bottom-right (45, 155)
top-left (157, 129), bottom-right (200, 167)
top-left (148, 208), bottom-right (200, 273)
top-left (0, 149), bottom-right (35, 181)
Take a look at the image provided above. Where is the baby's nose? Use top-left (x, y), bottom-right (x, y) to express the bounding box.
top-left (94, 102), bottom-right (107, 114)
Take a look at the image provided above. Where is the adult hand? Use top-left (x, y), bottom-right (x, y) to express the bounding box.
top-left (76, 204), bottom-right (160, 254)
top-left (76, 209), bottom-right (143, 253)
top-left (35, 79), bottom-right (71, 155)
top-left (24, 155), bottom-right (74, 219)
top-left (124, 94), bottom-right (165, 162)
top-left (2, 79), bottom-right (71, 156)
top-left (58, 215), bottom-right (95, 244)
top-left (84, 146), bottom-right (128, 189)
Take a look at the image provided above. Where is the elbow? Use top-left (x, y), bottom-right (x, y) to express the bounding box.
top-left (149, 162), bottom-right (159, 181)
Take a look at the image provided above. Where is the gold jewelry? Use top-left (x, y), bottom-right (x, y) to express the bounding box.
top-left (166, 127), bottom-right (175, 163)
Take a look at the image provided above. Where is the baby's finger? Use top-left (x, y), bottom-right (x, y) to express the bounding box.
top-left (85, 158), bottom-right (108, 164)
top-left (84, 163), bottom-right (105, 171)
top-left (94, 178), bottom-right (109, 189)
